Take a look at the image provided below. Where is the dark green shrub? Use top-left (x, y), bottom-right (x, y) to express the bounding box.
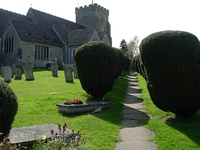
top-left (140, 30), bottom-right (200, 118)
top-left (132, 55), bottom-right (139, 71)
top-left (0, 80), bottom-right (18, 141)
top-left (45, 62), bottom-right (52, 70)
top-left (122, 54), bottom-right (130, 72)
top-left (113, 48), bottom-right (130, 76)
top-left (74, 41), bottom-right (124, 100)
top-left (132, 55), bottom-right (147, 80)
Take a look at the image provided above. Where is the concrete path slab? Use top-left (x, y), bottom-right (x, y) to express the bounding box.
top-left (115, 72), bottom-right (158, 150)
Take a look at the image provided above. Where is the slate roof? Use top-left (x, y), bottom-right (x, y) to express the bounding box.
top-left (0, 8), bottom-right (31, 36)
top-left (27, 8), bottom-right (86, 30)
top-left (53, 26), bottom-right (69, 45)
top-left (98, 32), bottom-right (106, 40)
top-left (11, 19), bottom-right (62, 47)
top-left (0, 7), bottom-right (108, 47)
top-left (67, 28), bottom-right (96, 46)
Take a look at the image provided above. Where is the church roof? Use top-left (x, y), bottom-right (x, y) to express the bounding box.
top-left (11, 19), bottom-right (62, 47)
top-left (53, 26), bottom-right (69, 45)
top-left (67, 28), bottom-right (96, 46)
top-left (27, 8), bottom-right (85, 30)
top-left (0, 8), bottom-right (31, 36)
top-left (1, 7), bottom-right (109, 47)
top-left (98, 32), bottom-right (106, 40)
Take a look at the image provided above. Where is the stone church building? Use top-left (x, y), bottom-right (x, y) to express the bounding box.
top-left (0, 3), bottom-right (112, 67)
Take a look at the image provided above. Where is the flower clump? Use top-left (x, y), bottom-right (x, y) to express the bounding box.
top-left (63, 98), bottom-right (83, 105)
top-left (34, 123), bottom-right (86, 149)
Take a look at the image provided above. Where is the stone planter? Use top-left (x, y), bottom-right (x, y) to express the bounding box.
top-left (57, 101), bottom-right (111, 114)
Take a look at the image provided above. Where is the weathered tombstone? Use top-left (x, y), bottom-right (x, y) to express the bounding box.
top-left (11, 65), bottom-right (16, 78)
top-left (15, 68), bottom-right (22, 79)
top-left (4, 66), bottom-right (12, 82)
top-left (1, 67), bottom-right (4, 77)
top-left (51, 63), bottom-right (58, 77)
top-left (23, 63), bottom-right (34, 81)
top-left (73, 66), bottom-right (79, 79)
top-left (63, 64), bottom-right (73, 82)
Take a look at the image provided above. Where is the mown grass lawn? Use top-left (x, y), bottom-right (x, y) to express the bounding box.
top-left (136, 73), bottom-right (200, 150)
top-left (1, 69), bottom-right (129, 150)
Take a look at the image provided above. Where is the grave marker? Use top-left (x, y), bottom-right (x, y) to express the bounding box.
top-left (4, 66), bottom-right (12, 82)
top-left (23, 63), bottom-right (34, 81)
top-left (63, 64), bottom-right (73, 82)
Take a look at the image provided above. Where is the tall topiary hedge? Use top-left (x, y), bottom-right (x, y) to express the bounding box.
top-left (132, 54), bottom-right (147, 80)
top-left (74, 41), bottom-right (129, 100)
top-left (0, 80), bottom-right (18, 141)
top-left (140, 30), bottom-right (200, 118)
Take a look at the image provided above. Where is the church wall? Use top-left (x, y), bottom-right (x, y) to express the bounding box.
top-left (20, 41), bottom-right (63, 67)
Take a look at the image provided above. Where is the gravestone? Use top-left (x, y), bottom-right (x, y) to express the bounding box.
top-left (63, 64), bottom-right (73, 82)
top-left (9, 124), bottom-right (75, 148)
top-left (73, 66), bottom-right (79, 79)
top-left (1, 67), bottom-right (4, 77)
top-left (4, 66), bottom-right (12, 82)
top-left (51, 63), bottom-right (58, 77)
top-left (15, 68), bottom-right (22, 79)
top-left (11, 65), bottom-right (15, 78)
top-left (23, 63), bottom-right (34, 81)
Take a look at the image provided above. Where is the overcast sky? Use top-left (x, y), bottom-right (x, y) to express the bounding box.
top-left (1, 0), bottom-right (200, 48)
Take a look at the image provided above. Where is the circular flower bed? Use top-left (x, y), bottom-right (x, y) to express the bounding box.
top-left (63, 98), bottom-right (83, 105)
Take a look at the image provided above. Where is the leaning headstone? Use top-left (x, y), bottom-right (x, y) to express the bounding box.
top-left (73, 66), bottom-right (79, 79)
top-left (15, 68), bottom-right (22, 79)
top-left (23, 63), bottom-right (34, 81)
top-left (51, 63), bottom-right (58, 77)
top-left (63, 64), bottom-right (73, 82)
top-left (4, 66), bottom-right (12, 82)
top-left (1, 67), bottom-right (4, 77)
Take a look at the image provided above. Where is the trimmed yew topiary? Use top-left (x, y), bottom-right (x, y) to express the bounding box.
top-left (113, 48), bottom-right (130, 76)
top-left (0, 80), bottom-right (18, 141)
top-left (140, 30), bottom-right (200, 118)
top-left (74, 41), bottom-right (128, 100)
top-left (132, 54), bottom-right (147, 80)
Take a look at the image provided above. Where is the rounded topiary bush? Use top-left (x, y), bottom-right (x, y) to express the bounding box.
top-left (0, 80), bottom-right (18, 141)
top-left (113, 48), bottom-right (130, 76)
top-left (74, 41), bottom-right (124, 100)
top-left (132, 54), bottom-right (146, 80)
top-left (122, 54), bottom-right (130, 72)
top-left (140, 30), bottom-right (200, 118)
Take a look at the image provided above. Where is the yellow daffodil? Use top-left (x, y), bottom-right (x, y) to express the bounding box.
top-left (41, 135), bottom-right (46, 141)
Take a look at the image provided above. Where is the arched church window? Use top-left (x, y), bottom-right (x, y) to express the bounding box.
top-left (3, 28), bottom-right (14, 53)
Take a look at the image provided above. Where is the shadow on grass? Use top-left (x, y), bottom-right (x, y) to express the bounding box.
top-left (57, 71), bottom-right (150, 127)
top-left (90, 72), bottom-right (150, 127)
top-left (33, 68), bottom-right (50, 72)
top-left (165, 111), bottom-right (200, 147)
top-left (14, 77), bottom-right (22, 80)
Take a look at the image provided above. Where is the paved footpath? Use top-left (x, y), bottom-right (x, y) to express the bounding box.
top-left (115, 72), bottom-right (158, 150)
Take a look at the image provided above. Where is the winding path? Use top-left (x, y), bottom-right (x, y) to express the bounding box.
top-left (115, 72), bottom-right (158, 150)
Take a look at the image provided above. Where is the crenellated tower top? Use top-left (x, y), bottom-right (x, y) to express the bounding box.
top-left (75, 3), bottom-right (111, 38)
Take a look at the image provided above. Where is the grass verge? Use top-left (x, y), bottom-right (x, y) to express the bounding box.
top-left (136, 73), bottom-right (200, 150)
top-left (1, 69), bottom-right (129, 150)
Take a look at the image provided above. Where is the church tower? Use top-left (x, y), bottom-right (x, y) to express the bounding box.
top-left (75, 3), bottom-right (111, 41)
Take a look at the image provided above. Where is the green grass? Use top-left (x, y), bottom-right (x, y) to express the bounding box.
top-left (136, 72), bottom-right (200, 150)
top-left (1, 69), bottom-right (129, 150)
